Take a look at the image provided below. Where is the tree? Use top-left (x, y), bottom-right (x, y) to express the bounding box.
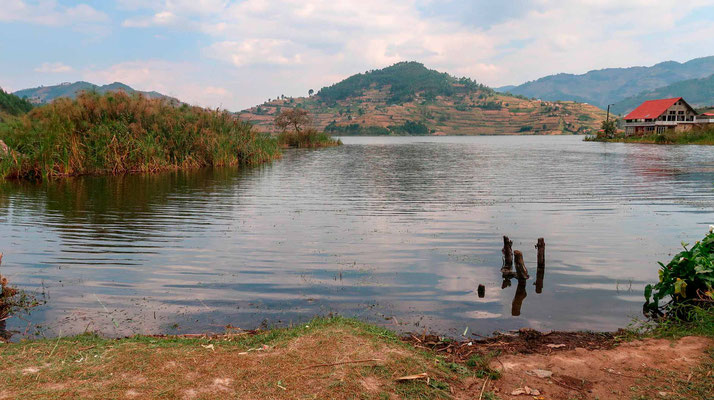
top-left (275, 108), bottom-right (312, 133)
top-left (308, 89), bottom-right (314, 96)
top-left (600, 119), bottom-right (617, 138)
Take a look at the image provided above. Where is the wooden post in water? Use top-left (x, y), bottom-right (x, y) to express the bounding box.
top-left (535, 238), bottom-right (545, 294)
top-left (477, 284), bottom-right (485, 298)
top-left (502, 236), bottom-right (513, 268)
top-left (514, 250), bottom-right (529, 280)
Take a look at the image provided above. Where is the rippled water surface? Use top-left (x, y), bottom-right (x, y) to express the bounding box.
top-left (2, 136), bottom-right (713, 339)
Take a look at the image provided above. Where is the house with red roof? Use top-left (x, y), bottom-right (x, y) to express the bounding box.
top-left (623, 97), bottom-right (712, 136)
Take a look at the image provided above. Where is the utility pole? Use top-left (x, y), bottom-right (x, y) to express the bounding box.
top-left (606, 104), bottom-right (615, 138)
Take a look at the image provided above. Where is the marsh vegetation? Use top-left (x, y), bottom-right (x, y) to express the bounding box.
top-left (0, 92), bottom-right (281, 180)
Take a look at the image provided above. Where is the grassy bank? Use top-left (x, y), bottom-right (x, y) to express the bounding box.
top-left (0, 92), bottom-right (281, 180)
top-left (586, 127), bottom-right (714, 145)
top-left (1, 314), bottom-right (712, 399)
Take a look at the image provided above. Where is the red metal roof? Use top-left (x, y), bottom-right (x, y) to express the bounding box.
top-left (624, 97), bottom-right (682, 120)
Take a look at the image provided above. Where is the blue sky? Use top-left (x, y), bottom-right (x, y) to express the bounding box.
top-left (2, 0), bottom-right (714, 110)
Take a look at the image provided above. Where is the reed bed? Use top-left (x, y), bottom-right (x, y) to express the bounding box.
top-left (0, 92), bottom-right (281, 180)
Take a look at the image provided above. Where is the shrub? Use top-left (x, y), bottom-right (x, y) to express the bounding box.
top-left (644, 229), bottom-right (714, 318)
top-left (0, 92), bottom-right (280, 180)
top-left (277, 128), bottom-right (341, 148)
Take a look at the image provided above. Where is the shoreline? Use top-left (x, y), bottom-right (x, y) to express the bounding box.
top-left (1, 316), bottom-right (712, 399)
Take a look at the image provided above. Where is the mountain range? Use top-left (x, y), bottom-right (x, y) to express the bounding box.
top-left (498, 56), bottom-right (714, 111)
top-left (13, 81), bottom-right (174, 105)
top-left (611, 74), bottom-right (714, 115)
top-left (239, 62), bottom-right (605, 136)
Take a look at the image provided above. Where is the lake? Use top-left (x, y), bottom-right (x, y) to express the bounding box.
top-left (1, 135), bottom-right (713, 339)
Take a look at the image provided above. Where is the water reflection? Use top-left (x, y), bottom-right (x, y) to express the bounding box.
top-left (0, 136), bottom-right (713, 339)
top-left (500, 237), bottom-right (546, 317)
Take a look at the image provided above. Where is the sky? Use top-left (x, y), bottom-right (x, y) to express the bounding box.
top-left (1, 0), bottom-right (714, 111)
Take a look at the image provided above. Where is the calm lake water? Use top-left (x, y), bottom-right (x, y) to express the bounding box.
top-left (1, 135), bottom-right (713, 339)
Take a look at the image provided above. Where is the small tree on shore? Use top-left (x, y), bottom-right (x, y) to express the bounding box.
top-left (308, 89), bottom-right (314, 97)
top-left (600, 119), bottom-right (617, 138)
top-left (275, 108), bottom-right (312, 134)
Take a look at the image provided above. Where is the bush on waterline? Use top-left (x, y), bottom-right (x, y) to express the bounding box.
top-left (644, 228), bottom-right (714, 319)
top-left (0, 91), bottom-right (281, 180)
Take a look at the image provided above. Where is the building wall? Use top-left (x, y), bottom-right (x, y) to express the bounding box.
top-left (658, 101), bottom-right (696, 122)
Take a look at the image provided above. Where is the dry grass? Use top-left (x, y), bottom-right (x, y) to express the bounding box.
top-left (0, 318), bottom-right (461, 399)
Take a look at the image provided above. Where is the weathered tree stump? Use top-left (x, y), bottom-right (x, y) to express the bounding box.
top-left (535, 238), bottom-right (545, 294)
top-left (514, 250), bottom-right (529, 280)
top-left (511, 279), bottom-right (528, 316)
top-left (501, 236), bottom-right (516, 278)
top-left (502, 236), bottom-right (513, 268)
top-left (477, 284), bottom-right (485, 298)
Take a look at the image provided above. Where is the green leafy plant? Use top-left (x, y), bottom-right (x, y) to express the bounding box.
top-left (644, 230), bottom-right (714, 317)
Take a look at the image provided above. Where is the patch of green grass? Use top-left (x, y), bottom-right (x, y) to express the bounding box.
top-left (630, 306), bottom-right (714, 340)
top-left (465, 352), bottom-right (502, 380)
top-left (394, 380), bottom-right (451, 400)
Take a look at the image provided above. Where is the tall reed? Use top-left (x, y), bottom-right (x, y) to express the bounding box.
top-left (0, 92), bottom-right (281, 180)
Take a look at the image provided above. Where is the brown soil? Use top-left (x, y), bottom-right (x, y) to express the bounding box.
top-left (479, 335), bottom-right (713, 400)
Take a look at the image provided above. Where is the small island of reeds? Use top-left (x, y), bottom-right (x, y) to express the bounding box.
top-left (0, 92), bottom-right (282, 180)
top-left (274, 108), bottom-right (341, 148)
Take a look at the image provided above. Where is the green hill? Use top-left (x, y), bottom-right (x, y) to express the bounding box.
top-left (501, 56), bottom-right (714, 109)
top-left (318, 61), bottom-right (493, 104)
top-left (0, 88), bottom-right (33, 119)
top-left (13, 81), bottom-right (174, 105)
top-left (240, 62), bottom-right (606, 136)
top-left (611, 74), bottom-right (714, 115)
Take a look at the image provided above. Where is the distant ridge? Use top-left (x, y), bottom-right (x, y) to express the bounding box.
top-left (611, 74), bottom-right (714, 115)
top-left (13, 81), bottom-right (175, 105)
top-left (499, 56), bottom-right (714, 109)
top-left (240, 61), bottom-right (606, 136)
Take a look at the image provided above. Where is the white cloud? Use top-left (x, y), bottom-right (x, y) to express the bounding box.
top-left (111, 0), bottom-right (714, 109)
top-left (35, 62), bottom-right (74, 73)
top-left (208, 39), bottom-right (304, 67)
top-left (0, 0), bottom-right (108, 28)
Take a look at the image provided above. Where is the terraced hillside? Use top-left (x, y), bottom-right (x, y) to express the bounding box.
top-left (240, 62), bottom-right (606, 136)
